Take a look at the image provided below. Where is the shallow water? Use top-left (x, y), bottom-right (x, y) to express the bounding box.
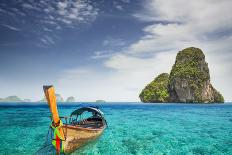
top-left (0, 103), bottom-right (232, 155)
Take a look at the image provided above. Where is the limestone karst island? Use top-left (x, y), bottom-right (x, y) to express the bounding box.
top-left (139, 47), bottom-right (224, 103)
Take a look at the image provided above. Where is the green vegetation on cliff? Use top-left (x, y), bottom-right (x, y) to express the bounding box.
top-left (139, 73), bottom-right (169, 102)
top-left (170, 47), bottom-right (209, 81)
top-left (169, 47), bottom-right (210, 102)
top-left (213, 89), bottom-right (224, 103)
top-left (139, 47), bottom-right (224, 103)
top-left (169, 47), bottom-right (223, 103)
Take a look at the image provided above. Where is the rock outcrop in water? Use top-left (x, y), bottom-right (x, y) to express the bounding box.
top-left (139, 73), bottom-right (169, 103)
top-left (66, 96), bottom-right (75, 102)
top-left (139, 47), bottom-right (224, 103)
top-left (55, 94), bottom-right (64, 102)
top-left (96, 100), bottom-right (106, 103)
top-left (169, 47), bottom-right (224, 103)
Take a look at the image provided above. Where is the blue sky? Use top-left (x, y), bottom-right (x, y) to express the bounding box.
top-left (0, 0), bottom-right (232, 101)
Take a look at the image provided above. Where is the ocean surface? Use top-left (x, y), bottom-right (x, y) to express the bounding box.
top-left (0, 103), bottom-right (232, 155)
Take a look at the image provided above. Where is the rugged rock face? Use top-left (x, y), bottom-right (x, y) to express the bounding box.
top-left (139, 73), bottom-right (169, 103)
top-left (169, 47), bottom-right (224, 103)
top-left (139, 47), bottom-right (224, 103)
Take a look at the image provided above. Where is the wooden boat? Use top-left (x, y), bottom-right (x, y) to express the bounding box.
top-left (41, 85), bottom-right (107, 154)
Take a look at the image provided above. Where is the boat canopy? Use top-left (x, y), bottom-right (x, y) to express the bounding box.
top-left (70, 107), bottom-right (104, 117)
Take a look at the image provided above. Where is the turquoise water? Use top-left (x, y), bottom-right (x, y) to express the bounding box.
top-left (0, 103), bottom-right (232, 155)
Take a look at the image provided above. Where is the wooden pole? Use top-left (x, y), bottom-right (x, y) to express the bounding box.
top-left (43, 85), bottom-right (64, 139)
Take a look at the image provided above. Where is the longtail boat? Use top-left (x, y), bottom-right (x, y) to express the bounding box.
top-left (37, 85), bottom-right (107, 154)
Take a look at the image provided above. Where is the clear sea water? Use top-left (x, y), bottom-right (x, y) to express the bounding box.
top-left (0, 103), bottom-right (232, 155)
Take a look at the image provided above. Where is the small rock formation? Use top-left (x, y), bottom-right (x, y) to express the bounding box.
top-left (96, 100), bottom-right (106, 103)
top-left (139, 47), bottom-right (224, 103)
top-left (39, 94), bottom-right (64, 102)
top-left (55, 94), bottom-right (64, 102)
top-left (66, 96), bottom-right (75, 102)
top-left (139, 73), bottom-right (169, 103)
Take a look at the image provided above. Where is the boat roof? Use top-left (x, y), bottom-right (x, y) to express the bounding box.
top-left (70, 106), bottom-right (104, 117)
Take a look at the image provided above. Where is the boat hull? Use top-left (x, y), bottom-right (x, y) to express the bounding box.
top-left (62, 125), bottom-right (105, 154)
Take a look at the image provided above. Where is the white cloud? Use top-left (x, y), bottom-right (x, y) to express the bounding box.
top-left (0, 8), bottom-right (7, 13)
top-left (121, 0), bottom-right (130, 3)
top-left (57, 51), bottom-right (176, 101)
top-left (105, 51), bottom-right (176, 73)
top-left (102, 38), bottom-right (125, 47)
top-left (104, 0), bottom-right (232, 101)
top-left (130, 0), bottom-right (232, 54)
top-left (56, 0), bottom-right (98, 23)
top-left (57, 2), bottom-right (68, 10)
top-left (58, 1), bottom-right (97, 24)
top-left (22, 3), bottom-right (34, 9)
top-left (135, 0), bottom-right (232, 25)
top-left (1, 0), bottom-right (99, 46)
top-left (58, 0), bottom-right (232, 101)
top-left (91, 50), bottom-right (114, 59)
top-left (113, 1), bottom-right (125, 11)
top-left (91, 38), bottom-right (126, 59)
top-left (57, 68), bottom-right (117, 101)
top-left (115, 5), bottom-right (123, 11)
top-left (1, 24), bottom-right (21, 31)
top-left (56, 51), bottom-right (177, 102)
top-left (43, 27), bottom-right (52, 32)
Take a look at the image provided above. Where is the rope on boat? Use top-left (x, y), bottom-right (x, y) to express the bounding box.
top-left (50, 120), bottom-right (65, 154)
top-left (36, 143), bottom-right (53, 154)
top-left (35, 127), bottom-right (54, 155)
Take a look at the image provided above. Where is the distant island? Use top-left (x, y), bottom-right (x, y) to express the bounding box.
top-left (0, 94), bottom-right (76, 103)
top-left (0, 96), bottom-right (30, 102)
top-left (66, 96), bottom-right (75, 102)
top-left (39, 94), bottom-right (72, 102)
top-left (96, 100), bottom-right (106, 103)
top-left (139, 47), bottom-right (224, 103)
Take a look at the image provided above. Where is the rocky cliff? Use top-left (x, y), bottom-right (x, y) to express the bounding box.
top-left (139, 47), bottom-right (224, 103)
top-left (169, 47), bottom-right (224, 103)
